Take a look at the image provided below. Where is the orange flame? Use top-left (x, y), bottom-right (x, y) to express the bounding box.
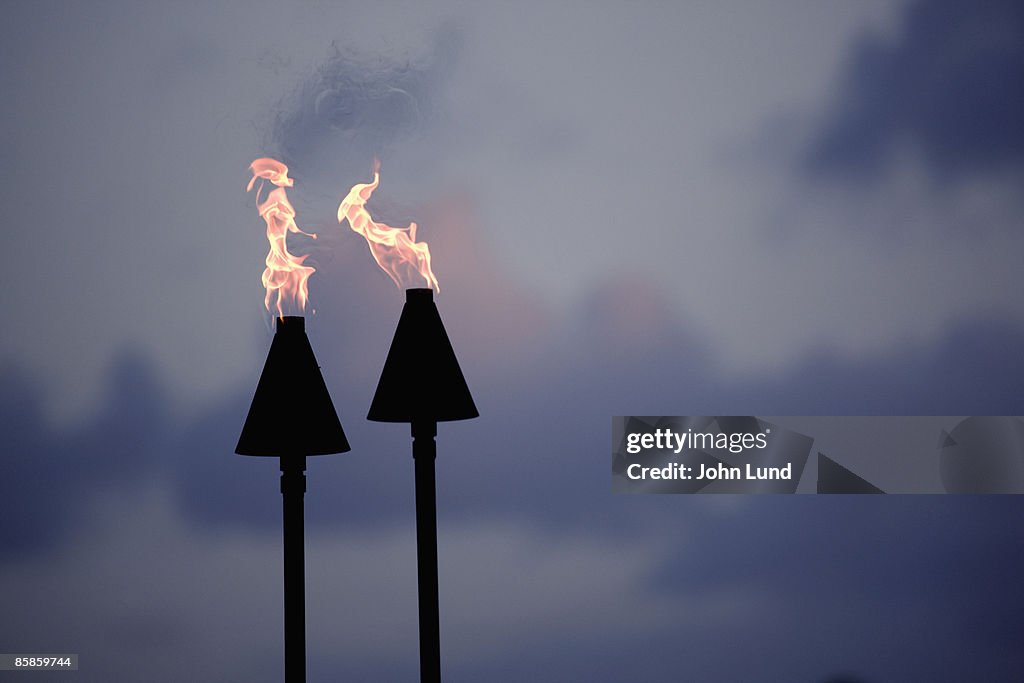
top-left (337, 162), bottom-right (439, 292)
top-left (247, 158), bottom-right (317, 317)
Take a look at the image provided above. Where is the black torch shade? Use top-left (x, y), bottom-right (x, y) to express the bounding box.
top-left (368, 288), bottom-right (478, 423)
top-left (236, 316), bottom-right (350, 456)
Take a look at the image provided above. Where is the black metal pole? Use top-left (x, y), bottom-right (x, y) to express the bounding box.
top-left (412, 421), bottom-right (440, 683)
top-left (280, 456), bottom-right (307, 683)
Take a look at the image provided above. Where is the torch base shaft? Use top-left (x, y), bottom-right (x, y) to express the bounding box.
top-left (412, 421), bottom-right (440, 683)
top-left (281, 456), bottom-right (307, 683)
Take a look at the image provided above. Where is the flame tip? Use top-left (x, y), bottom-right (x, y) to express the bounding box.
top-left (336, 164), bottom-right (440, 292)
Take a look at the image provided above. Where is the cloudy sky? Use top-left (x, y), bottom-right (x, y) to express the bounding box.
top-left (2, 1), bottom-right (1023, 681)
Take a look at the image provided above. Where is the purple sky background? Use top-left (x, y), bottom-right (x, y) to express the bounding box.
top-left (2, 1), bottom-right (1023, 681)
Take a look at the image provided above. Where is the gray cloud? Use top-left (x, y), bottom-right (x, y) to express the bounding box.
top-left (807, 0), bottom-right (1024, 179)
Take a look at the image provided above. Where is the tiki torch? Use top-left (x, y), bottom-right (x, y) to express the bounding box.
top-left (368, 288), bottom-right (478, 683)
top-left (236, 315), bottom-right (349, 683)
top-left (236, 158), bottom-right (350, 683)
top-left (338, 163), bottom-right (477, 683)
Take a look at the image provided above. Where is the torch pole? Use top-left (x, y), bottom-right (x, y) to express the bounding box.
top-left (280, 456), bottom-right (307, 683)
top-left (412, 420), bottom-right (441, 683)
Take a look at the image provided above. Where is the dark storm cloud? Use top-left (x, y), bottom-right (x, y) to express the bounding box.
top-left (0, 351), bottom-right (167, 557)
top-left (741, 317), bottom-right (1024, 415)
top-left (676, 498), bottom-right (1024, 681)
top-left (5, 307), bottom-right (1024, 558)
top-left (418, 312), bottom-right (1024, 535)
top-left (3, 311), bottom-right (1024, 680)
top-left (807, 0), bottom-right (1024, 178)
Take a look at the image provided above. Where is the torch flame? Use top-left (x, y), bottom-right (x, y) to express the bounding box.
top-left (337, 161), bottom-right (439, 292)
top-left (248, 158), bottom-right (317, 317)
